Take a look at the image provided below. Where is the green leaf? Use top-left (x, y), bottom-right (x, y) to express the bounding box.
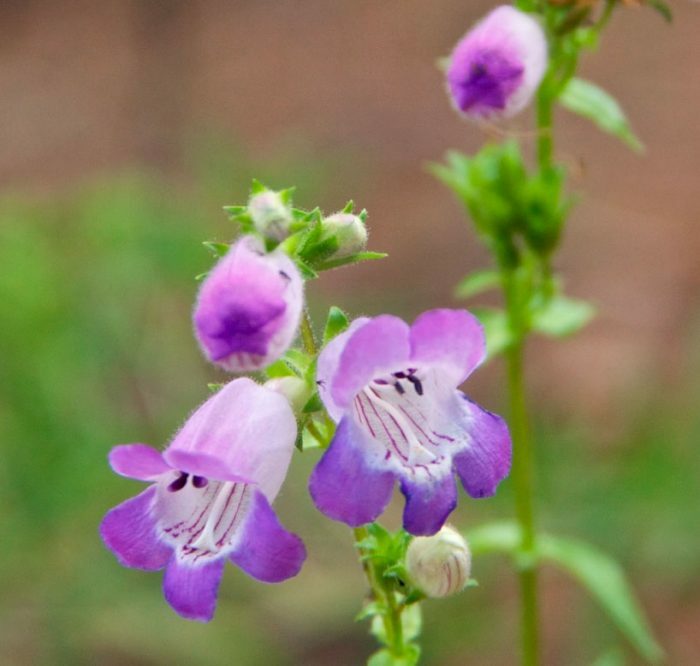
top-left (454, 269), bottom-right (501, 300)
top-left (323, 306), bottom-right (350, 344)
top-left (315, 251), bottom-right (387, 272)
top-left (471, 307), bottom-right (513, 360)
top-left (539, 534), bottom-right (663, 663)
top-left (466, 521), bottom-right (520, 557)
top-left (367, 645), bottom-right (420, 666)
top-left (400, 603), bottom-right (422, 642)
top-left (295, 259), bottom-right (318, 280)
top-left (559, 78), bottom-right (644, 152)
top-left (532, 295), bottom-right (595, 338)
top-left (647, 0), bottom-right (672, 22)
top-left (592, 647), bottom-right (626, 666)
top-left (264, 359), bottom-right (298, 379)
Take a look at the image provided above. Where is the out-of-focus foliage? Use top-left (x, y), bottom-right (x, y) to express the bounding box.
top-left (0, 172), bottom-right (698, 664)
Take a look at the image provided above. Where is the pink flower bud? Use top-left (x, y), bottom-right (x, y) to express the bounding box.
top-left (446, 6), bottom-right (547, 120)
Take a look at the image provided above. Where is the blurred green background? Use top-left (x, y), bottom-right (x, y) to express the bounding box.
top-left (1, 1), bottom-right (699, 664)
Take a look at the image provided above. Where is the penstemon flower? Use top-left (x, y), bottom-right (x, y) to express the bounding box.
top-left (446, 5), bottom-right (547, 120)
top-left (193, 236), bottom-right (303, 372)
top-left (100, 378), bottom-right (306, 622)
top-left (309, 309), bottom-right (511, 536)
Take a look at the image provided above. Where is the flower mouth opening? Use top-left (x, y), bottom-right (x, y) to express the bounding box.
top-left (157, 472), bottom-right (253, 564)
top-left (352, 367), bottom-right (456, 475)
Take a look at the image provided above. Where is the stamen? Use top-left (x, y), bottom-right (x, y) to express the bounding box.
top-left (189, 482), bottom-right (237, 553)
top-left (167, 472), bottom-right (189, 492)
top-left (407, 375), bottom-right (423, 395)
top-left (394, 381), bottom-right (405, 395)
top-left (362, 388), bottom-right (436, 466)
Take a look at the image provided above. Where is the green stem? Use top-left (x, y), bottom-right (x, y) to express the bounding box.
top-left (536, 84), bottom-right (554, 172)
top-left (354, 526), bottom-right (406, 657)
top-left (505, 328), bottom-right (538, 666)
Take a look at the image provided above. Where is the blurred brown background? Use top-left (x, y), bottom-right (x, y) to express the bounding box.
top-left (0, 1), bottom-right (699, 664)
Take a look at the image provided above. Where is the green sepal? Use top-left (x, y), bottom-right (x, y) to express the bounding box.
top-left (559, 78), bottom-right (644, 153)
top-left (323, 306), bottom-right (350, 344)
top-left (342, 200), bottom-right (355, 213)
top-left (249, 178), bottom-right (266, 194)
top-left (355, 601), bottom-right (386, 622)
top-left (194, 271), bottom-right (209, 282)
top-left (264, 359), bottom-right (298, 379)
top-left (314, 251), bottom-right (387, 272)
top-left (283, 348), bottom-right (311, 376)
top-left (207, 382), bottom-right (225, 393)
top-left (294, 258), bottom-right (318, 280)
top-left (202, 241), bottom-right (230, 258)
top-left (302, 393), bottom-right (323, 414)
top-left (454, 269), bottom-right (502, 300)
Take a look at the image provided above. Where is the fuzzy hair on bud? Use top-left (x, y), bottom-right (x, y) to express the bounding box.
top-left (321, 212), bottom-right (368, 258)
top-left (446, 5), bottom-right (547, 120)
top-left (406, 525), bottom-right (471, 598)
top-left (249, 190), bottom-right (293, 241)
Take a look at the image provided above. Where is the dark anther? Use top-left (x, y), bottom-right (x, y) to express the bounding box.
top-left (394, 381), bottom-right (405, 395)
top-left (373, 378), bottom-right (389, 385)
top-left (393, 371), bottom-right (407, 379)
top-left (279, 270), bottom-right (291, 281)
top-left (407, 375), bottom-right (423, 396)
top-left (192, 475), bottom-right (209, 489)
top-left (167, 472), bottom-right (189, 492)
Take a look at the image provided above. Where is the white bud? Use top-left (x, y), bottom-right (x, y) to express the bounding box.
top-left (248, 191), bottom-right (293, 241)
top-left (321, 212), bottom-right (368, 258)
top-left (263, 376), bottom-right (310, 413)
top-left (406, 526), bottom-right (471, 598)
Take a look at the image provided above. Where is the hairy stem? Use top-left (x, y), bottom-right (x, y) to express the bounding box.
top-left (354, 526), bottom-right (406, 657)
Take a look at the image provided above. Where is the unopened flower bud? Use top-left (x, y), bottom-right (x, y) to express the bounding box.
top-left (263, 376), bottom-right (311, 413)
top-left (193, 236), bottom-right (303, 372)
top-left (406, 526), bottom-right (471, 598)
top-left (321, 212), bottom-right (368, 258)
top-left (446, 6), bottom-right (547, 120)
top-left (248, 190), bottom-right (293, 241)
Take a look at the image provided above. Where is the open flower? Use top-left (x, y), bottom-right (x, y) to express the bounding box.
top-left (100, 378), bottom-right (305, 622)
top-left (446, 6), bottom-right (547, 120)
top-left (309, 309), bottom-right (511, 536)
top-left (193, 236), bottom-right (303, 372)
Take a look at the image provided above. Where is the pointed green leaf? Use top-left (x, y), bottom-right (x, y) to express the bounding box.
top-left (342, 200), bottom-right (355, 213)
top-left (264, 359), bottom-right (298, 378)
top-left (454, 269), bottom-right (502, 300)
top-left (559, 78), bottom-right (644, 152)
top-left (250, 178), bottom-right (266, 194)
top-left (539, 534), bottom-right (663, 663)
top-left (368, 645), bottom-right (420, 666)
top-left (532, 295), bottom-right (595, 338)
top-left (323, 306), bottom-right (350, 344)
top-left (315, 251), bottom-right (387, 272)
top-left (222, 204), bottom-right (246, 216)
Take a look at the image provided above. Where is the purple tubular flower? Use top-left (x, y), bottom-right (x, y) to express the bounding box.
top-left (100, 378), bottom-right (306, 622)
top-left (446, 6), bottom-right (547, 120)
top-left (193, 236), bottom-right (303, 372)
top-left (309, 309), bottom-right (511, 536)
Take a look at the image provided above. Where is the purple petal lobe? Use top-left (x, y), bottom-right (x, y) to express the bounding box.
top-left (316, 317), bottom-right (370, 421)
top-left (331, 315), bottom-right (411, 410)
top-left (229, 490), bottom-right (306, 583)
top-left (163, 556), bottom-right (225, 622)
top-left (309, 417), bottom-right (395, 527)
top-left (163, 378), bottom-right (297, 501)
top-left (400, 472), bottom-right (458, 536)
top-left (108, 444), bottom-right (170, 481)
top-left (453, 396), bottom-right (512, 498)
top-left (410, 309), bottom-right (486, 387)
top-left (100, 486), bottom-right (171, 571)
